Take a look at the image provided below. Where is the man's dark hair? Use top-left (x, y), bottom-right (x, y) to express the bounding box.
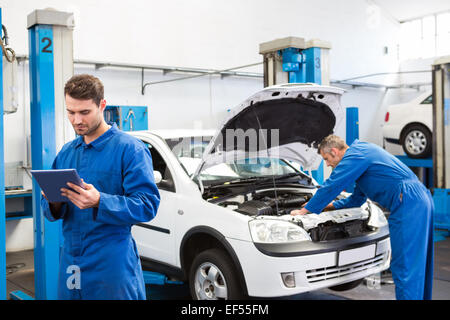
top-left (64, 74), bottom-right (104, 106)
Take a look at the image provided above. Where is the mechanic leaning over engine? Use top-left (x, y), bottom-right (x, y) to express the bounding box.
top-left (291, 134), bottom-right (434, 300)
top-left (41, 74), bottom-right (160, 300)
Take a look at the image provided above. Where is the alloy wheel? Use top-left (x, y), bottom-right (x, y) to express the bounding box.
top-left (194, 262), bottom-right (228, 300)
top-left (405, 130), bottom-right (427, 155)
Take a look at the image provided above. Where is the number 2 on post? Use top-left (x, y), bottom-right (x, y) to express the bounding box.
top-left (41, 37), bottom-right (52, 53)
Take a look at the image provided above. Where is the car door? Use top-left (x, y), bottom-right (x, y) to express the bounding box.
top-left (131, 138), bottom-right (178, 266)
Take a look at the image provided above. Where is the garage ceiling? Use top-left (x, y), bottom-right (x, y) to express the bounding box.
top-left (373, 0), bottom-right (450, 22)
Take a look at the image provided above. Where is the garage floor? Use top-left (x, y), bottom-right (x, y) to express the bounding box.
top-left (5, 236), bottom-right (450, 300)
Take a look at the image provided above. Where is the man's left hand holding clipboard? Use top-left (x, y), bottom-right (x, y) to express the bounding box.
top-left (42, 179), bottom-right (101, 210)
top-left (32, 168), bottom-right (102, 211)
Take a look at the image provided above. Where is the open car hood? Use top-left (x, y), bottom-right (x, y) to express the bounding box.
top-left (192, 83), bottom-right (345, 178)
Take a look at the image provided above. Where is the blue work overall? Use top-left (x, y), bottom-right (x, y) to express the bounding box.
top-left (42, 123), bottom-right (160, 300)
top-left (305, 140), bottom-right (434, 300)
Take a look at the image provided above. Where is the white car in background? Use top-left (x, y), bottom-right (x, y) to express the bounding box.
top-left (129, 84), bottom-right (391, 300)
top-left (382, 91), bottom-right (433, 158)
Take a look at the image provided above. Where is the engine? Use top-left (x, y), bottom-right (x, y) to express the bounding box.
top-left (213, 189), bottom-right (373, 242)
top-left (217, 190), bottom-right (311, 216)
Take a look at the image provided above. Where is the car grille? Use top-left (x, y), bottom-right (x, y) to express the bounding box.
top-left (306, 254), bottom-right (385, 283)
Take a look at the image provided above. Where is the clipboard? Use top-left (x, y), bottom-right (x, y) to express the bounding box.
top-left (31, 169), bottom-right (84, 202)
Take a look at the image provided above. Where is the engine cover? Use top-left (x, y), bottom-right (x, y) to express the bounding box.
top-left (237, 200), bottom-right (272, 216)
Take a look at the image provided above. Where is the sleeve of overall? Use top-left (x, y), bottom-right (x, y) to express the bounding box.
top-left (94, 146), bottom-right (161, 226)
top-left (41, 157), bottom-right (69, 221)
top-left (332, 183), bottom-right (367, 210)
top-left (305, 151), bottom-right (369, 214)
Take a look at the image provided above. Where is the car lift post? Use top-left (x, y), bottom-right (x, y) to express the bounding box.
top-left (259, 37), bottom-right (331, 184)
top-left (396, 57), bottom-right (450, 241)
top-left (27, 9), bottom-right (74, 300)
top-left (0, 7), bottom-right (7, 301)
top-left (431, 56), bottom-right (450, 239)
top-left (344, 107), bottom-right (359, 193)
top-left (346, 107), bottom-right (359, 145)
top-left (397, 57), bottom-right (450, 242)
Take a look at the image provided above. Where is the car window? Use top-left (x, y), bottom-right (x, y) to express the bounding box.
top-left (165, 136), bottom-right (211, 158)
top-left (142, 141), bottom-right (176, 193)
top-left (198, 158), bottom-right (297, 181)
top-left (421, 95), bottom-right (433, 104)
top-left (165, 136), bottom-right (212, 176)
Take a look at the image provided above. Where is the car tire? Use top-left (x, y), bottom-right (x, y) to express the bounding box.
top-left (189, 248), bottom-right (245, 300)
top-left (328, 278), bottom-right (363, 292)
top-left (401, 124), bottom-right (432, 158)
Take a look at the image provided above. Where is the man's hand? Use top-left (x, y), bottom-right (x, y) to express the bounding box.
top-left (290, 207), bottom-right (310, 216)
top-left (290, 201), bottom-right (335, 216)
top-left (61, 179), bottom-right (100, 210)
top-left (291, 201), bottom-right (309, 216)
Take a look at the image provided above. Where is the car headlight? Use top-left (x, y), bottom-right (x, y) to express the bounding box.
top-left (249, 219), bottom-right (311, 243)
top-left (367, 203), bottom-right (388, 228)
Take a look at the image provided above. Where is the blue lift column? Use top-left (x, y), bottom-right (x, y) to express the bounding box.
top-left (303, 41), bottom-right (331, 184)
top-left (346, 107), bottom-right (359, 145)
top-left (0, 7), bottom-right (7, 301)
top-left (345, 107), bottom-right (359, 193)
top-left (27, 9), bottom-right (74, 300)
top-left (259, 37), bottom-right (332, 183)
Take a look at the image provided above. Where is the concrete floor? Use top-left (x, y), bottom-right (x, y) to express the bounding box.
top-left (6, 236), bottom-right (450, 300)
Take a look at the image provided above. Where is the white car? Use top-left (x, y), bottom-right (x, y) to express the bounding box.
top-left (130, 83), bottom-right (391, 300)
top-left (382, 91), bottom-right (433, 158)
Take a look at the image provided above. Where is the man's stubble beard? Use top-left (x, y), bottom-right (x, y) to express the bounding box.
top-left (75, 117), bottom-right (103, 137)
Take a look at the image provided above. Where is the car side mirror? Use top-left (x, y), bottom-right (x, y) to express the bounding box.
top-left (153, 171), bottom-right (162, 184)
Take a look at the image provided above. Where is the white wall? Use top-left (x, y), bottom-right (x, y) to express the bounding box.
top-left (2, 0), bottom-right (403, 133)
top-left (1, 0), bottom-right (408, 251)
top-left (2, 0), bottom-right (400, 73)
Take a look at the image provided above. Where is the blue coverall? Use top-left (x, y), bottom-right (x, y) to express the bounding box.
top-left (42, 123), bottom-right (160, 300)
top-left (305, 140), bottom-right (434, 300)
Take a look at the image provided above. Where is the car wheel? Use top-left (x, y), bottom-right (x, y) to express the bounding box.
top-left (401, 124), bottom-right (432, 158)
top-left (328, 278), bottom-right (363, 292)
top-left (189, 249), bottom-right (244, 300)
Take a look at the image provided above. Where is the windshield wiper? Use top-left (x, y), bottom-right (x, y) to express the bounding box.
top-left (207, 172), bottom-right (308, 188)
top-left (207, 176), bottom-right (269, 187)
top-left (272, 172), bottom-right (305, 181)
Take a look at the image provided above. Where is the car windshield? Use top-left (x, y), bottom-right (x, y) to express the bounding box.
top-left (165, 136), bottom-right (300, 182)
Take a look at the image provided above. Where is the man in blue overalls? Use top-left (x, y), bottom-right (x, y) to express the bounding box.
top-left (291, 135), bottom-right (434, 300)
top-left (41, 74), bottom-right (160, 299)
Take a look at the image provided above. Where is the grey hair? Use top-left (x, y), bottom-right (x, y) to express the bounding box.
top-left (318, 135), bottom-right (348, 154)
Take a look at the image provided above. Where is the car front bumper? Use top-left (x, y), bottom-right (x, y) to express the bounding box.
top-left (227, 225), bottom-right (391, 298)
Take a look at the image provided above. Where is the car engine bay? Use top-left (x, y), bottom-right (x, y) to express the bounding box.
top-left (208, 188), bottom-right (375, 241)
